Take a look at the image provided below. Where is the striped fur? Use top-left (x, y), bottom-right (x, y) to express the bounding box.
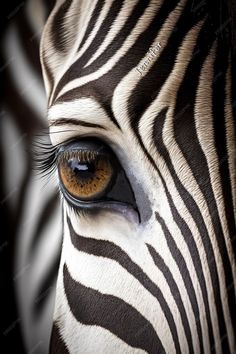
top-left (42, 0), bottom-right (236, 352)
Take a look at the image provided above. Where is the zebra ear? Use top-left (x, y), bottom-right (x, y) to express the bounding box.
top-left (40, 0), bottom-right (87, 102)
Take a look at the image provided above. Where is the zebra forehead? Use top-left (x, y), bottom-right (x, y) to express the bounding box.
top-left (40, 0), bottom-right (213, 105)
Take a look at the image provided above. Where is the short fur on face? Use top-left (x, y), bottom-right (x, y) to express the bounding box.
top-left (40, 1), bottom-right (236, 353)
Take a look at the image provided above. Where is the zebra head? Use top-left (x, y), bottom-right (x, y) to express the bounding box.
top-left (40, 0), bottom-right (236, 353)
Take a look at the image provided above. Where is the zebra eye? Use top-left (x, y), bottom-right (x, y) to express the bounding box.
top-left (57, 139), bottom-right (136, 210)
top-left (58, 147), bottom-right (113, 201)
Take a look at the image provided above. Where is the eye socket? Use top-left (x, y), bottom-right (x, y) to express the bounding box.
top-left (57, 138), bottom-right (137, 210)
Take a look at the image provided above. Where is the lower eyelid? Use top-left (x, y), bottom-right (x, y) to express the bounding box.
top-left (62, 192), bottom-right (140, 224)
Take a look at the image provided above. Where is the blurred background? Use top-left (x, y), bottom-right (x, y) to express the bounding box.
top-left (1, 3), bottom-right (30, 351)
top-left (0, 1), bottom-right (61, 353)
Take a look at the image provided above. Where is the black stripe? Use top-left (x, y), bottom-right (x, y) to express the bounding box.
top-left (67, 216), bottom-right (181, 354)
top-left (63, 263), bottom-right (165, 354)
top-left (50, 323), bottom-right (69, 354)
top-left (51, 0), bottom-right (73, 52)
top-left (78, 0), bottom-right (106, 50)
top-left (147, 244), bottom-right (194, 354)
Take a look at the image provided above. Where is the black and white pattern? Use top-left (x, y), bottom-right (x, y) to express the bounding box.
top-left (39, 0), bottom-right (236, 353)
top-left (2, 0), bottom-right (236, 353)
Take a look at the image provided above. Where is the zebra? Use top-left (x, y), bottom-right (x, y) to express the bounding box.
top-left (2, 0), bottom-right (236, 353)
top-left (38, 0), bottom-right (236, 352)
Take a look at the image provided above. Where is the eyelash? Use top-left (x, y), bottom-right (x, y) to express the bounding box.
top-left (34, 126), bottom-right (89, 177)
top-left (34, 134), bottom-right (59, 178)
top-left (34, 137), bottom-right (106, 177)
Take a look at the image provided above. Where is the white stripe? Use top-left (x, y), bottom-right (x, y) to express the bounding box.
top-left (3, 25), bottom-right (47, 122)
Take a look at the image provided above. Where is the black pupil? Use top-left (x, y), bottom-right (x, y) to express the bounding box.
top-left (68, 159), bottom-right (95, 179)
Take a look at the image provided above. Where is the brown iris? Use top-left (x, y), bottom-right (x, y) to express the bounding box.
top-left (58, 150), bottom-right (114, 201)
